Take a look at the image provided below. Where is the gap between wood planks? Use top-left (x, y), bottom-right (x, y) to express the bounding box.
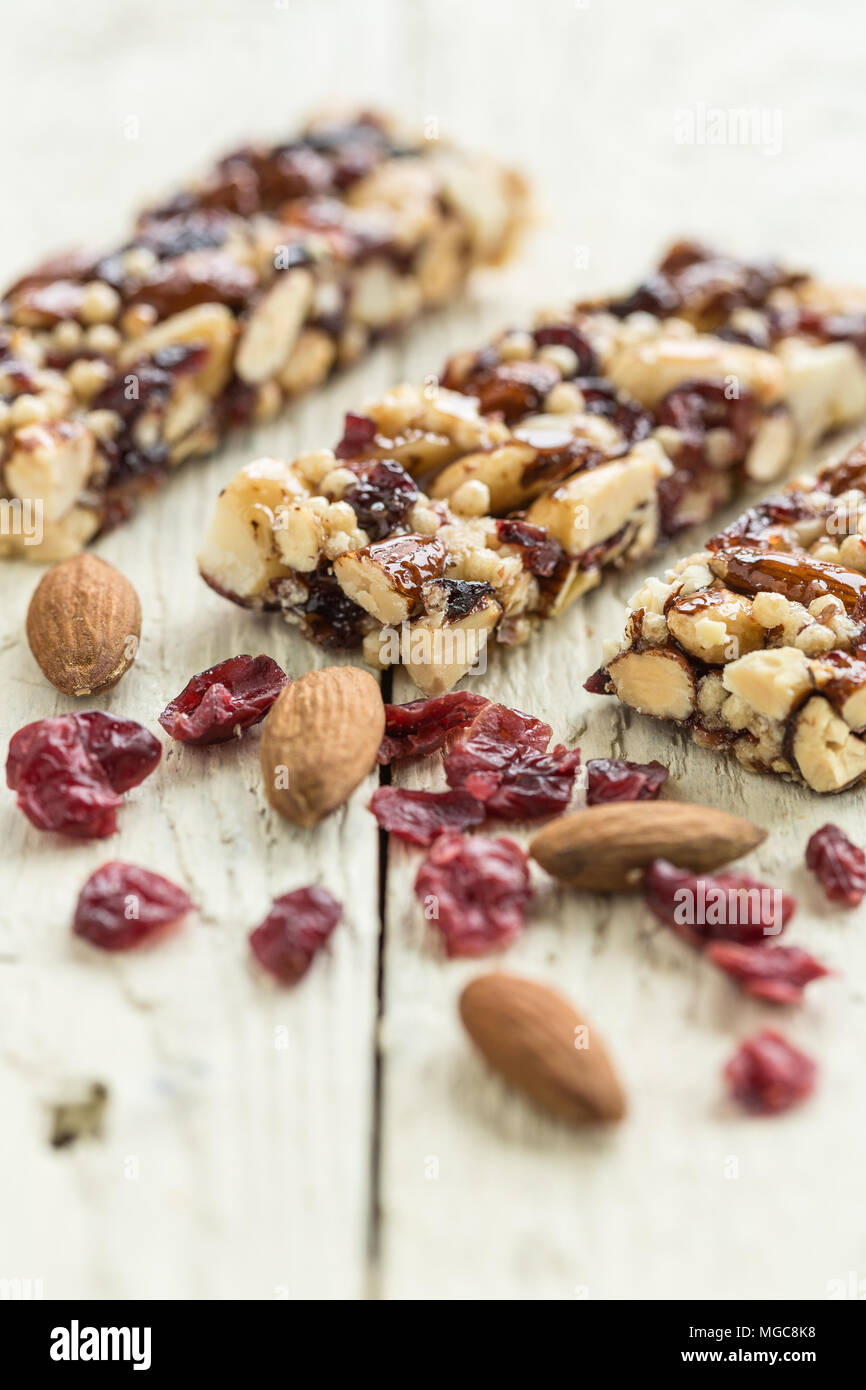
top-left (366, 664), bottom-right (393, 1295)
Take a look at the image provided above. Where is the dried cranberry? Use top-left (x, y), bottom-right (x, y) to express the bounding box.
top-left (805, 823), bottom-right (866, 906)
top-left (583, 667), bottom-right (611, 695)
top-left (414, 832), bottom-right (531, 957)
top-left (586, 758), bottom-right (668, 804)
top-left (724, 1029), bottom-right (816, 1116)
top-left (532, 324), bottom-right (598, 374)
top-left (249, 885), bottom-right (342, 984)
top-left (7, 713), bottom-right (160, 839)
top-left (334, 412), bottom-right (378, 458)
top-left (368, 786), bottom-right (484, 845)
top-left (297, 565), bottom-right (369, 649)
top-left (707, 941), bottom-right (830, 1005)
top-left (643, 859), bottom-right (795, 945)
top-left (342, 459), bottom-right (418, 541)
top-left (73, 862), bottom-right (193, 951)
top-left (159, 654), bottom-right (287, 744)
top-left (377, 692), bottom-right (489, 764)
top-left (470, 361), bottom-right (561, 423)
top-left (495, 518), bottom-right (567, 578)
top-left (444, 703), bottom-right (580, 821)
top-left (574, 377), bottom-right (654, 444)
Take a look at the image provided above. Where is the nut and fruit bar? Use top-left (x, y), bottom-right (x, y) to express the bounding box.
top-left (0, 111), bottom-right (528, 560)
top-left (588, 439), bottom-right (866, 793)
top-left (198, 245), bottom-right (866, 695)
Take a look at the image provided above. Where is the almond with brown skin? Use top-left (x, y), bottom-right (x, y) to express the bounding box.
top-left (459, 973), bottom-right (626, 1126)
top-left (260, 665), bottom-right (385, 827)
top-left (26, 553), bottom-right (141, 697)
top-left (529, 801), bottom-right (765, 892)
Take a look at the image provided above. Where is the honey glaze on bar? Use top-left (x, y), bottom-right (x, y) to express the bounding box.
top-left (709, 547), bottom-right (866, 613)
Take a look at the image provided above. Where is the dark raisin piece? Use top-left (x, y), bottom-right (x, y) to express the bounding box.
top-left (532, 324), bottom-right (598, 374)
top-left (495, 518), bottom-right (567, 578)
top-left (297, 566), bottom-right (369, 649)
top-left (342, 459), bottom-right (418, 541)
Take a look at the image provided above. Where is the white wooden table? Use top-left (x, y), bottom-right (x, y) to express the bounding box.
top-left (3, 0), bottom-right (866, 1301)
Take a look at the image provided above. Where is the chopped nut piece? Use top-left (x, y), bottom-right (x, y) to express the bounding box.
top-left (333, 533), bottom-right (447, 625)
top-left (788, 697), bottom-right (866, 793)
top-left (606, 649), bottom-right (696, 721)
top-left (722, 647), bottom-right (814, 721)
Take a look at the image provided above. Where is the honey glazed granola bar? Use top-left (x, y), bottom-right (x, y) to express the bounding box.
top-left (0, 110), bottom-right (528, 560)
top-left (199, 243), bottom-right (866, 695)
top-left (588, 439), bottom-right (866, 793)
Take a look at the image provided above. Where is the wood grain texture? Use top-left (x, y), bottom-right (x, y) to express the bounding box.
top-left (3, 0), bottom-right (866, 1301)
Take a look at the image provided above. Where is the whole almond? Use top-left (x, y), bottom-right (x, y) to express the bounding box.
top-left (260, 665), bottom-right (385, 827)
top-left (26, 553), bottom-right (141, 697)
top-left (529, 801), bottom-right (765, 892)
top-left (460, 972), bottom-right (626, 1125)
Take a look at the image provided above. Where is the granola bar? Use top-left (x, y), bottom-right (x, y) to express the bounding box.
top-left (588, 440), bottom-right (866, 792)
top-left (198, 245), bottom-right (866, 695)
top-left (0, 112), bottom-right (528, 560)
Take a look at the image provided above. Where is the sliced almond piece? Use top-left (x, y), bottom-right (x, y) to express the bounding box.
top-left (26, 553), bottom-right (141, 696)
top-left (236, 268), bottom-right (314, 384)
top-left (526, 439), bottom-right (669, 553)
top-left (334, 534), bottom-right (446, 625)
top-left (606, 647), bottom-right (696, 720)
top-left (606, 333), bottom-right (785, 409)
top-left (459, 973), bottom-right (626, 1125)
top-left (530, 801), bottom-right (765, 892)
top-left (260, 666), bottom-right (385, 827)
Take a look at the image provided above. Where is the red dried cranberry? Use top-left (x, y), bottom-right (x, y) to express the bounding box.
top-left (368, 786), bottom-right (484, 845)
top-left (342, 459), bottom-right (418, 541)
top-left (73, 862), bottom-right (194, 951)
top-left (805, 823), bottom-right (866, 906)
top-left (7, 713), bottom-right (160, 839)
top-left (459, 360), bottom-right (560, 422)
top-left (158, 654), bottom-right (287, 744)
top-left (71, 712), bottom-right (162, 792)
top-left (707, 942), bottom-right (830, 1005)
top-left (724, 1029), bottom-right (816, 1116)
top-left (377, 692), bottom-right (489, 764)
top-left (583, 667), bottom-right (611, 695)
top-left (532, 324), bottom-right (597, 374)
top-left (249, 885), bottom-right (342, 984)
top-left (444, 703), bottom-right (580, 821)
top-left (574, 377), bottom-right (654, 444)
top-left (297, 565), bottom-right (369, 649)
top-left (586, 758), bottom-right (668, 804)
top-left (334, 412), bottom-right (378, 458)
top-left (414, 832), bottom-right (531, 957)
top-left (495, 518), bottom-right (567, 578)
top-left (644, 859), bottom-right (795, 945)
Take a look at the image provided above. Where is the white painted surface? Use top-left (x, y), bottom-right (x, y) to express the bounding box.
top-left (2, 0), bottom-right (865, 1301)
